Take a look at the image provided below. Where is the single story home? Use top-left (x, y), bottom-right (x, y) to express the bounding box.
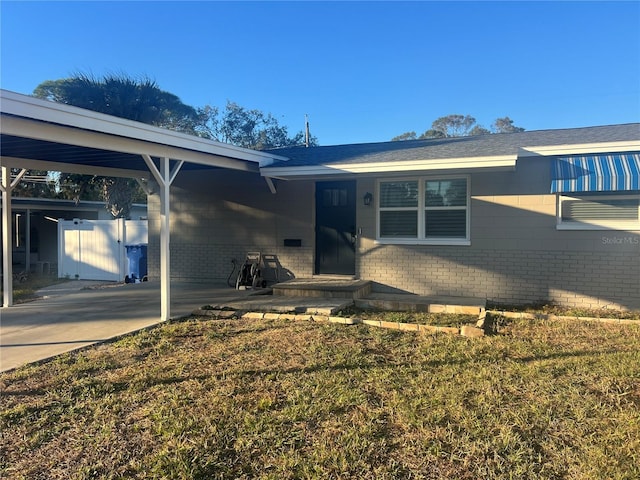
top-left (1, 90), bottom-right (638, 313)
top-left (147, 124), bottom-right (640, 310)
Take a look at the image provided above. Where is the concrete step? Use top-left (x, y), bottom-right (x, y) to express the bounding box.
top-left (273, 278), bottom-right (372, 300)
top-left (355, 293), bottom-right (485, 315)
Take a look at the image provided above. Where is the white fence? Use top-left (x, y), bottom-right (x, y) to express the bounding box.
top-left (58, 219), bottom-right (147, 281)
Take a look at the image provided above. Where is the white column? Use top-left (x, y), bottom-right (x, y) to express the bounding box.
top-left (141, 155), bottom-right (183, 321)
top-left (1, 167), bottom-right (27, 307)
top-left (159, 157), bottom-right (171, 321)
top-left (1, 167), bottom-right (13, 307)
top-left (25, 208), bottom-right (31, 274)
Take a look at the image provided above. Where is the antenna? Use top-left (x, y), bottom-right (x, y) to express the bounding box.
top-left (305, 114), bottom-right (310, 147)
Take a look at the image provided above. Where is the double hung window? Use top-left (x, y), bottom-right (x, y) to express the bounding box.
top-left (378, 176), bottom-right (469, 244)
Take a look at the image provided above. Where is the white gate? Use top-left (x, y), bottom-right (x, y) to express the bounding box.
top-left (58, 219), bottom-right (148, 281)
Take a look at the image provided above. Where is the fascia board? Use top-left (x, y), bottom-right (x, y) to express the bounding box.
top-left (261, 154), bottom-right (517, 178)
top-left (0, 89), bottom-right (288, 167)
top-left (519, 141), bottom-right (640, 157)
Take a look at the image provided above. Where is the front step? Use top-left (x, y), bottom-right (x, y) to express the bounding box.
top-left (273, 278), bottom-right (372, 300)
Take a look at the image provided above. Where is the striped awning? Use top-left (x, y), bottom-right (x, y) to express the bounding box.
top-left (550, 153), bottom-right (640, 193)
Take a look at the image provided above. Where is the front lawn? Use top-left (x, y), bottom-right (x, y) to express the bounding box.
top-left (1, 316), bottom-right (639, 479)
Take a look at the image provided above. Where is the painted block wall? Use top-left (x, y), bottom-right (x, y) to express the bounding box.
top-left (356, 158), bottom-right (640, 310)
top-left (147, 169), bottom-right (315, 284)
top-left (148, 158), bottom-right (639, 309)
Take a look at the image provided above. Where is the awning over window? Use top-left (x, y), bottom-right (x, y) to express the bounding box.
top-left (551, 153), bottom-right (640, 193)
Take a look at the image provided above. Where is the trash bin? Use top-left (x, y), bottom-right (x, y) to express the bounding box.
top-left (125, 244), bottom-right (148, 283)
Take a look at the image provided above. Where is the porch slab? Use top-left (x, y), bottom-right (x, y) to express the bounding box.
top-left (203, 290), bottom-right (485, 317)
top-left (203, 295), bottom-right (354, 316)
top-left (355, 293), bottom-right (485, 315)
top-left (272, 278), bottom-right (372, 299)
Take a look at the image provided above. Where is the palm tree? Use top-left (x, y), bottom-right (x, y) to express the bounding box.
top-left (32, 73), bottom-right (202, 217)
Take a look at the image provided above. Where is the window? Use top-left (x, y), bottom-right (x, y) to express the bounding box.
top-left (323, 188), bottom-right (348, 207)
top-left (378, 176), bottom-right (470, 244)
top-left (557, 193), bottom-right (640, 230)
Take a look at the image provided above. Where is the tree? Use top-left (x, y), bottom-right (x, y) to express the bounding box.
top-left (34, 73), bottom-right (201, 132)
top-left (393, 114), bottom-right (525, 140)
top-left (492, 116), bottom-right (525, 134)
top-left (11, 170), bottom-right (58, 198)
top-left (391, 131), bottom-right (417, 141)
top-left (431, 114), bottom-right (477, 137)
top-left (418, 129), bottom-right (446, 140)
top-left (197, 101), bottom-right (317, 150)
top-left (33, 73), bottom-right (205, 218)
top-left (469, 125), bottom-right (491, 136)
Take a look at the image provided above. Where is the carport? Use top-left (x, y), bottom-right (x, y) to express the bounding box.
top-left (1, 89), bottom-right (286, 319)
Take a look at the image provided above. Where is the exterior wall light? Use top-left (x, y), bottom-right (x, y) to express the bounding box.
top-left (363, 192), bottom-right (373, 206)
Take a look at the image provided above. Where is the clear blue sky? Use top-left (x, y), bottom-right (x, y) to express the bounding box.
top-left (2, 1), bottom-right (639, 145)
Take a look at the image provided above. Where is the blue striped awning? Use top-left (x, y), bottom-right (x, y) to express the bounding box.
top-left (550, 153), bottom-right (640, 193)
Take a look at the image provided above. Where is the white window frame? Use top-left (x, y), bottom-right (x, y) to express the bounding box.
top-left (375, 175), bottom-right (471, 245)
top-left (556, 192), bottom-right (640, 231)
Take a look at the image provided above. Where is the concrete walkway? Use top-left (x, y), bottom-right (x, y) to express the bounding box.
top-left (0, 280), bottom-right (256, 373)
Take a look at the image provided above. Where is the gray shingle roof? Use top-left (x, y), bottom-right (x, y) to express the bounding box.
top-left (264, 124), bottom-right (640, 168)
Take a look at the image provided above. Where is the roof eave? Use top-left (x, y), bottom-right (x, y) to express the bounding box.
top-left (519, 140), bottom-right (640, 157)
top-left (261, 155), bottom-right (517, 179)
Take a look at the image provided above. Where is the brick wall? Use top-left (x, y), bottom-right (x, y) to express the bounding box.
top-left (356, 160), bottom-right (640, 310)
top-left (357, 243), bottom-right (639, 309)
top-left (147, 169), bottom-right (315, 283)
top-left (148, 158), bottom-right (639, 310)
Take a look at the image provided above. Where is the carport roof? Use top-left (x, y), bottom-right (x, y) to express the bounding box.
top-left (0, 89), bottom-right (288, 177)
top-left (0, 89), bottom-right (288, 317)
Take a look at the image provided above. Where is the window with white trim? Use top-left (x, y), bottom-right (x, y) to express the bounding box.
top-left (557, 192), bottom-right (640, 230)
top-left (378, 176), bottom-right (470, 244)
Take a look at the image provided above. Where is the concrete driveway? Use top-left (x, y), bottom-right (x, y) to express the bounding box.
top-left (0, 280), bottom-right (254, 373)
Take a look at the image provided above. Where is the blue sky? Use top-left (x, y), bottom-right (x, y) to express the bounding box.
top-left (1, 1), bottom-right (639, 145)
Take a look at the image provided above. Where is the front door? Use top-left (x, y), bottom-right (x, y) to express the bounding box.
top-left (315, 180), bottom-right (356, 275)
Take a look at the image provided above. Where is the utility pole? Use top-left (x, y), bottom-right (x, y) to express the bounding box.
top-left (305, 114), bottom-right (310, 147)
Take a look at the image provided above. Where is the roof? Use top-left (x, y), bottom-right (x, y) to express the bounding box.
top-left (262, 124), bottom-right (640, 178)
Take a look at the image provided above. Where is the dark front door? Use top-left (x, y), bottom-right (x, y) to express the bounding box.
top-left (315, 180), bottom-right (356, 275)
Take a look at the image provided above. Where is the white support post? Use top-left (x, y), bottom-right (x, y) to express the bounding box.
top-left (141, 154), bottom-right (184, 321)
top-left (25, 208), bottom-right (31, 276)
top-left (159, 157), bottom-right (171, 321)
top-left (2, 167), bottom-right (12, 307)
top-left (1, 167), bottom-right (27, 307)
top-left (265, 176), bottom-right (277, 194)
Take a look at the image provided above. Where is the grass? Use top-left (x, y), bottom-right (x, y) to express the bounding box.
top-left (339, 309), bottom-right (479, 327)
top-left (1, 273), bottom-right (68, 303)
top-left (486, 301), bottom-right (640, 320)
top-left (2, 315), bottom-right (639, 479)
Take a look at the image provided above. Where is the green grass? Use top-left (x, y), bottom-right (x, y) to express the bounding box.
top-left (341, 309), bottom-right (479, 327)
top-left (2, 316), bottom-right (639, 479)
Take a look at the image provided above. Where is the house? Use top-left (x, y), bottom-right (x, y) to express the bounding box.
top-left (2, 89), bottom-right (638, 315)
top-left (146, 124), bottom-right (640, 310)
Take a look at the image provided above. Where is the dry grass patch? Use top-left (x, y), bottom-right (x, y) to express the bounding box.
top-left (1, 316), bottom-right (639, 479)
